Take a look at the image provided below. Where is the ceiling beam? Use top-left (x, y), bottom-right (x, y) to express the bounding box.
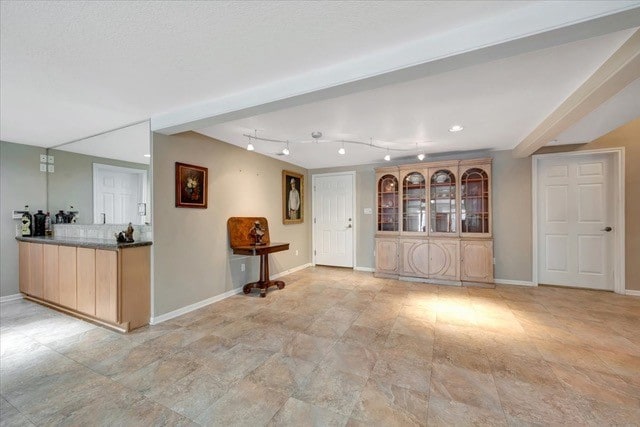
top-left (513, 28), bottom-right (640, 158)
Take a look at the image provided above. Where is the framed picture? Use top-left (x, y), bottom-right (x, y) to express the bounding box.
top-left (175, 162), bottom-right (208, 208)
top-left (282, 170), bottom-right (303, 224)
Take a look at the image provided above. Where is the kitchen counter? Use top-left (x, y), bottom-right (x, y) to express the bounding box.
top-left (16, 235), bottom-right (152, 250)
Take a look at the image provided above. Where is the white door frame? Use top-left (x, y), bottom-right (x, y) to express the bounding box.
top-left (93, 163), bottom-right (148, 224)
top-left (311, 171), bottom-right (357, 268)
top-left (532, 148), bottom-right (625, 294)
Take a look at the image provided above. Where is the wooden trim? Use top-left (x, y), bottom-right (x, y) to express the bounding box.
top-left (513, 29), bottom-right (640, 158)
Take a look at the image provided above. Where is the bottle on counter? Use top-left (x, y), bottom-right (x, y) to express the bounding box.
top-left (21, 205), bottom-right (33, 237)
top-left (45, 212), bottom-right (52, 236)
top-left (34, 210), bottom-right (46, 236)
top-left (55, 210), bottom-right (65, 224)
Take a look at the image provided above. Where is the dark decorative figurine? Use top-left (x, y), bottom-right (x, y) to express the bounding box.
top-left (249, 220), bottom-right (265, 245)
top-left (115, 222), bottom-right (135, 243)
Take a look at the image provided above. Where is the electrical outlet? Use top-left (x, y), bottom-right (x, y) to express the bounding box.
top-left (39, 154), bottom-right (47, 162)
top-left (241, 263), bottom-right (245, 272)
top-left (40, 163), bottom-right (47, 172)
top-left (47, 155), bottom-right (54, 164)
top-left (48, 165), bottom-right (55, 173)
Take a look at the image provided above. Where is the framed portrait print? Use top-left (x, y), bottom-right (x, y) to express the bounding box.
top-left (283, 170), bottom-right (303, 224)
top-left (175, 162), bottom-right (208, 208)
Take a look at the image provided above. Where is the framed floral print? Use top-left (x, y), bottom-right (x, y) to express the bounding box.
top-left (283, 170), bottom-right (303, 224)
top-left (175, 162), bottom-right (208, 208)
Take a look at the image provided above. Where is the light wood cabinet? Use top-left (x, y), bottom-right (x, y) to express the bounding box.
top-left (375, 157), bottom-right (493, 285)
top-left (461, 240), bottom-right (493, 282)
top-left (76, 248), bottom-right (96, 316)
top-left (375, 238), bottom-right (399, 275)
top-left (43, 244), bottom-right (59, 303)
top-left (58, 246), bottom-right (77, 309)
top-left (17, 240), bottom-right (150, 332)
top-left (96, 249), bottom-right (118, 323)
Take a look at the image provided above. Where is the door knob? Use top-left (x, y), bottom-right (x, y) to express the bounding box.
top-left (601, 226), bottom-right (612, 232)
top-left (347, 224), bottom-right (352, 228)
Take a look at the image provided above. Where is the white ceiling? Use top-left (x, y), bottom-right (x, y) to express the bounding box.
top-left (1, 1), bottom-right (639, 168)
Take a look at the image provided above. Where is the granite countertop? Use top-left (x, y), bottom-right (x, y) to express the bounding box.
top-left (16, 235), bottom-right (152, 250)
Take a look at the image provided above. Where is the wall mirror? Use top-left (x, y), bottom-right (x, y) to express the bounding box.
top-left (47, 121), bottom-right (151, 225)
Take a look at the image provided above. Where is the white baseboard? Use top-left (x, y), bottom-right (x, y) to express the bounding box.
top-left (150, 263), bottom-right (312, 325)
top-left (0, 293), bottom-right (24, 303)
top-left (150, 287), bottom-right (243, 325)
top-left (354, 266), bottom-right (375, 272)
top-left (271, 263), bottom-right (312, 280)
top-left (626, 290), bottom-right (640, 297)
top-left (494, 279), bottom-right (537, 287)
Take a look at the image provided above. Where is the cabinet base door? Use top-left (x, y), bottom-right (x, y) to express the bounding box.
top-left (461, 240), bottom-right (493, 283)
top-left (429, 239), bottom-right (460, 281)
top-left (375, 238), bottom-right (399, 275)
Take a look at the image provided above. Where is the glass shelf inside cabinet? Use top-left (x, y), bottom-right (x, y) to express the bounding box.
top-left (403, 172), bottom-right (426, 232)
top-left (430, 170), bottom-right (456, 233)
top-left (461, 168), bottom-right (489, 233)
top-left (378, 174), bottom-right (399, 232)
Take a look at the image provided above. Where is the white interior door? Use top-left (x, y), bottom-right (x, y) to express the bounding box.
top-left (537, 153), bottom-right (614, 290)
top-left (313, 172), bottom-right (355, 267)
top-left (94, 164), bottom-right (147, 225)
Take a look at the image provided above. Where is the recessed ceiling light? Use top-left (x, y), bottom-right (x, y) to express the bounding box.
top-left (449, 125), bottom-right (464, 132)
top-left (282, 147), bottom-right (290, 156)
top-left (143, 154), bottom-right (151, 158)
top-left (384, 154), bottom-right (391, 161)
top-left (417, 153), bottom-right (425, 161)
top-left (246, 143), bottom-right (255, 151)
top-left (338, 147), bottom-right (346, 155)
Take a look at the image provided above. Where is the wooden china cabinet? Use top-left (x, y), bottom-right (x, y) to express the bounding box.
top-left (375, 158), bottom-right (493, 284)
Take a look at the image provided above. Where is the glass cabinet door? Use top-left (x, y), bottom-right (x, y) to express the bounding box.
top-left (378, 175), bottom-right (399, 231)
top-left (461, 168), bottom-right (489, 233)
top-left (402, 172), bottom-right (426, 232)
top-left (430, 170), bottom-right (456, 233)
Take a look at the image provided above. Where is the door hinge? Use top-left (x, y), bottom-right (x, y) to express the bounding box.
top-left (314, 218), bottom-right (316, 224)
top-left (314, 250), bottom-right (316, 256)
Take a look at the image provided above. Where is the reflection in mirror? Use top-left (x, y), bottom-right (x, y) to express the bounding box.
top-left (47, 121), bottom-right (151, 225)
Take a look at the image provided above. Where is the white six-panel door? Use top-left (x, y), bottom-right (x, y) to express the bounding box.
top-left (313, 172), bottom-right (354, 267)
top-left (537, 153), bottom-right (614, 290)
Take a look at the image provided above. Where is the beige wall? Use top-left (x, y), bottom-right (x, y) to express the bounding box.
top-left (152, 132), bottom-right (311, 317)
top-left (537, 117), bottom-right (640, 291)
top-left (1, 141), bottom-right (48, 297)
top-left (48, 148), bottom-right (149, 225)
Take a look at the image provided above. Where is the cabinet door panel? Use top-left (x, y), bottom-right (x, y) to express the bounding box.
top-left (43, 245), bottom-right (59, 303)
top-left (461, 240), bottom-right (493, 282)
top-left (402, 240), bottom-right (429, 277)
top-left (58, 246), bottom-right (77, 309)
top-left (95, 250), bottom-right (118, 323)
top-left (76, 248), bottom-right (96, 316)
top-left (18, 242), bottom-right (30, 294)
top-left (376, 239), bottom-right (398, 273)
top-left (428, 239), bottom-right (459, 280)
top-left (28, 244), bottom-right (44, 298)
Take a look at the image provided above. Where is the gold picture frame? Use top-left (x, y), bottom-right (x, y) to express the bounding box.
top-left (282, 170), bottom-right (303, 224)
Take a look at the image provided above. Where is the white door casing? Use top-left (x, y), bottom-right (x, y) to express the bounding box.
top-left (93, 163), bottom-right (148, 225)
top-left (534, 150), bottom-right (623, 291)
top-left (312, 172), bottom-right (355, 268)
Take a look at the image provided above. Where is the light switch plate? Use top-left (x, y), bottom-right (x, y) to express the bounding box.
top-left (48, 164), bottom-right (55, 173)
top-left (40, 163), bottom-right (47, 172)
top-left (47, 155), bottom-right (54, 163)
top-left (40, 154), bottom-right (47, 162)
top-left (363, 208), bottom-right (373, 215)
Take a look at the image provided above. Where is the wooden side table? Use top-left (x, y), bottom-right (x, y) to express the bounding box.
top-left (227, 217), bottom-right (290, 297)
top-left (231, 243), bottom-right (289, 297)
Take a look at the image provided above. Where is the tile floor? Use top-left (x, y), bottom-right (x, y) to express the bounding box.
top-left (1, 266), bottom-right (639, 426)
